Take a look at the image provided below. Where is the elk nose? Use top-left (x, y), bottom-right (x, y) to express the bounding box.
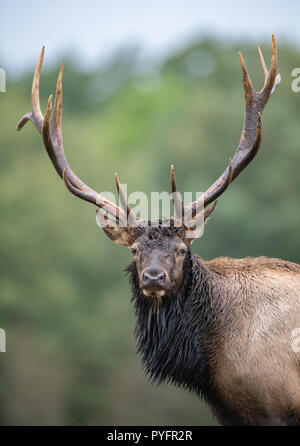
top-left (142, 269), bottom-right (166, 286)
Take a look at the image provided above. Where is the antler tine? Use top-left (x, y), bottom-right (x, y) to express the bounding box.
top-left (17, 47), bottom-right (127, 222)
top-left (182, 36), bottom-right (276, 217)
top-left (170, 164), bottom-right (224, 220)
top-left (50, 62), bottom-right (65, 177)
top-left (170, 165), bottom-right (184, 221)
top-left (239, 51), bottom-right (255, 107)
top-left (258, 45), bottom-right (268, 80)
top-left (46, 62), bottom-right (92, 188)
top-left (170, 164), bottom-right (178, 194)
top-left (41, 70), bottom-right (98, 193)
top-left (31, 46), bottom-right (45, 129)
top-left (41, 94), bottom-right (57, 168)
top-left (259, 34), bottom-right (277, 98)
top-left (114, 173), bottom-right (137, 225)
top-left (204, 201), bottom-right (218, 222)
top-left (16, 46), bottom-right (45, 132)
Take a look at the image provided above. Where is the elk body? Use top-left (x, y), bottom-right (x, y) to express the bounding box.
top-left (17, 36), bottom-right (300, 426)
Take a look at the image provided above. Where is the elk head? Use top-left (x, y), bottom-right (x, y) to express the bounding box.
top-left (17, 37), bottom-right (278, 299)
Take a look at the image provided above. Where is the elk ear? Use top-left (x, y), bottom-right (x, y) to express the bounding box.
top-left (96, 210), bottom-right (131, 247)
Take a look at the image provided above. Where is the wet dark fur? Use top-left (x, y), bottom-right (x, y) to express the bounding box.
top-left (127, 252), bottom-right (206, 388)
top-left (126, 250), bottom-right (239, 425)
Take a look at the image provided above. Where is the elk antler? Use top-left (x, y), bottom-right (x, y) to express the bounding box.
top-left (172, 35), bottom-right (278, 219)
top-left (17, 47), bottom-right (136, 224)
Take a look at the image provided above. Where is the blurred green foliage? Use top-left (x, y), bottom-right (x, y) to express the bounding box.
top-left (0, 37), bottom-right (299, 425)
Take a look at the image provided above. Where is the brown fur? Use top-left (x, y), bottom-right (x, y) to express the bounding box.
top-left (201, 256), bottom-right (300, 425)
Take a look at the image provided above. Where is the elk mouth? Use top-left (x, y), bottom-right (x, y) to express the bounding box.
top-left (142, 287), bottom-right (166, 298)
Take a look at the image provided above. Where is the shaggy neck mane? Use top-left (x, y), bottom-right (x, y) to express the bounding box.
top-left (125, 251), bottom-right (217, 396)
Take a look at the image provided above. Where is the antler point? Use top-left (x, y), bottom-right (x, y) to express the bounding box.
top-left (114, 172), bottom-right (120, 190)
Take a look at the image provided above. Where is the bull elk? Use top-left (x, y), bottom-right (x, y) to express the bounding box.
top-left (17, 36), bottom-right (300, 426)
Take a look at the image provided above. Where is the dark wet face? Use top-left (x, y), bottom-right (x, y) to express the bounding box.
top-left (96, 214), bottom-right (193, 298)
top-left (129, 233), bottom-right (189, 298)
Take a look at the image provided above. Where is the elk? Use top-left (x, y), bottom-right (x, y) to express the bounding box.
top-left (17, 36), bottom-right (300, 426)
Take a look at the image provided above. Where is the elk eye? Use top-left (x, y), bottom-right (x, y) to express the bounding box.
top-left (130, 248), bottom-right (137, 255)
top-left (179, 248), bottom-right (187, 256)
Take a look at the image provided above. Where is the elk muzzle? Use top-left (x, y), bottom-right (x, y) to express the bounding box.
top-left (141, 266), bottom-right (169, 297)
